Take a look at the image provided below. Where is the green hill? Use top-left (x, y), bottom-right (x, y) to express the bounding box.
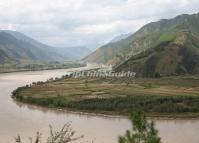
top-left (83, 13), bottom-right (199, 66)
top-left (115, 31), bottom-right (199, 77)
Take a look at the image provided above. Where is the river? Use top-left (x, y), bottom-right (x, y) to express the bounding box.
top-left (0, 68), bottom-right (199, 143)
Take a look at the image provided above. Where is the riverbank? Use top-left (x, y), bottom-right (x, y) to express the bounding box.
top-left (12, 76), bottom-right (199, 118)
top-left (0, 66), bottom-right (76, 74)
top-left (0, 62), bottom-right (84, 74)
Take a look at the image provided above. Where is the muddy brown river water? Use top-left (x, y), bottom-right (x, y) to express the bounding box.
top-left (0, 68), bottom-right (199, 143)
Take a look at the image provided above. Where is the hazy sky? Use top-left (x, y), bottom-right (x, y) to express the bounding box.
top-left (0, 0), bottom-right (198, 50)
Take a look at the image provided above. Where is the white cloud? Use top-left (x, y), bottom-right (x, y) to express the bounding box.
top-left (0, 0), bottom-right (198, 50)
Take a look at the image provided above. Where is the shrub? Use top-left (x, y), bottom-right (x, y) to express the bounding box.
top-left (118, 112), bottom-right (161, 143)
top-left (15, 123), bottom-right (83, 143)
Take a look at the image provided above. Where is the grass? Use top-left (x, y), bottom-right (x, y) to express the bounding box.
top-left (12, 76), bottom-right (199, 118)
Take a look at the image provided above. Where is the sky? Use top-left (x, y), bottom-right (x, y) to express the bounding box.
top-left (0, 0), bottom-right (198, 50)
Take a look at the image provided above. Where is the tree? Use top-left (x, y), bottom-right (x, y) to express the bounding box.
top-left (154, 72), bottom-right (161, 78)
top-left (118, 112), bottom-right (161, 143)
top-left (15, 123), bottom-right (83, 143)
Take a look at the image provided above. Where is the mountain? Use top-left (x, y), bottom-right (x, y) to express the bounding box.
top-left (109, 33), bottom-right (131, 43)
top-left (114, 13), bottom-right (199, 77)
top-left (83, 13), bottom-right (199, 67)
top-left (80, 33), bottom-right (131, 63)
top-left (82, 34), bottom-right (133, 64)
top-left (0, 30), bottom-right (90, 63)
top-left (115, 32), bottom-right (199, 77)
top-left (0, 30), bottom-right (65, 63)
top-left (83, 13), bottom-right (199, 76)
top-left (55, 46), bottom-right (91, 60)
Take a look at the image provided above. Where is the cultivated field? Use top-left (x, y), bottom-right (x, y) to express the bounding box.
top-left (13, 76), bottom-right (199, 117)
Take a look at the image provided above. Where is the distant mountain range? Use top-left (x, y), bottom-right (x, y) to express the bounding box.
top-left (0, 30), bottom-right (91, 64)
top-left (54, 46), bottom-right (91, 61)
top-left (109, 33), bottom-right (131, 43)
top-left (83, 13), bottom-right (199, 77)
top-left (82, 33), bottom-right (133, 64)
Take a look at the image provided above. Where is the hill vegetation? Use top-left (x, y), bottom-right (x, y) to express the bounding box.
top-left (116, 31), bottom-right (199, 77)
top-left (84, 13), bottom-right (199, 77)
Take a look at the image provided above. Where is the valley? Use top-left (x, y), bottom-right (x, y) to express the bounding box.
top-left (0, 69), bottom-right (198, 143)
top-left (0, 4), bottom-right (199, 142)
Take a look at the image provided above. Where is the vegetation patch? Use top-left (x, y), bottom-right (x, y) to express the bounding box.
top-left (12, 76), bottom-right (199, 117)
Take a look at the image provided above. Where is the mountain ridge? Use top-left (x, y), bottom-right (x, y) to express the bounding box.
top-left (0, 30), bottom-right (91, 63)
top-left (115, 31), bottom-right (199, 76)
top-left (83, 12), bottom-right (199, 66)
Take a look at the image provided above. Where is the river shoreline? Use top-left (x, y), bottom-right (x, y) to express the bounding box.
top-left (1, 69), bottom-right (199, 143)
top-left (13, 97), bottom-right (199, 120)
top-left (0, 66), bottom-right (83, 74)
top-left (12, 76), bottom-right (199, 119)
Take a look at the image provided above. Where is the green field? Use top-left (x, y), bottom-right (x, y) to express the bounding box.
top-left (12, 76), bottom-right (199, 118)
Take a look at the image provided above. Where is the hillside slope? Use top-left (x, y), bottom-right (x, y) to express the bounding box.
top-left (115, 31), bottom-right (199, 77)
top-left (0, 31), bottom-right (91, 63)
top-left (83, 13), bottom-right (199, 65)
top-left (0, 31), bottom-right (65, 63)
top-left (109, 33), bottom-right (131, 43)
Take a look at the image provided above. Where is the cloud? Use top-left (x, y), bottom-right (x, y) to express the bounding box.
top-left (0, 0), bottom-right (198, 50)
